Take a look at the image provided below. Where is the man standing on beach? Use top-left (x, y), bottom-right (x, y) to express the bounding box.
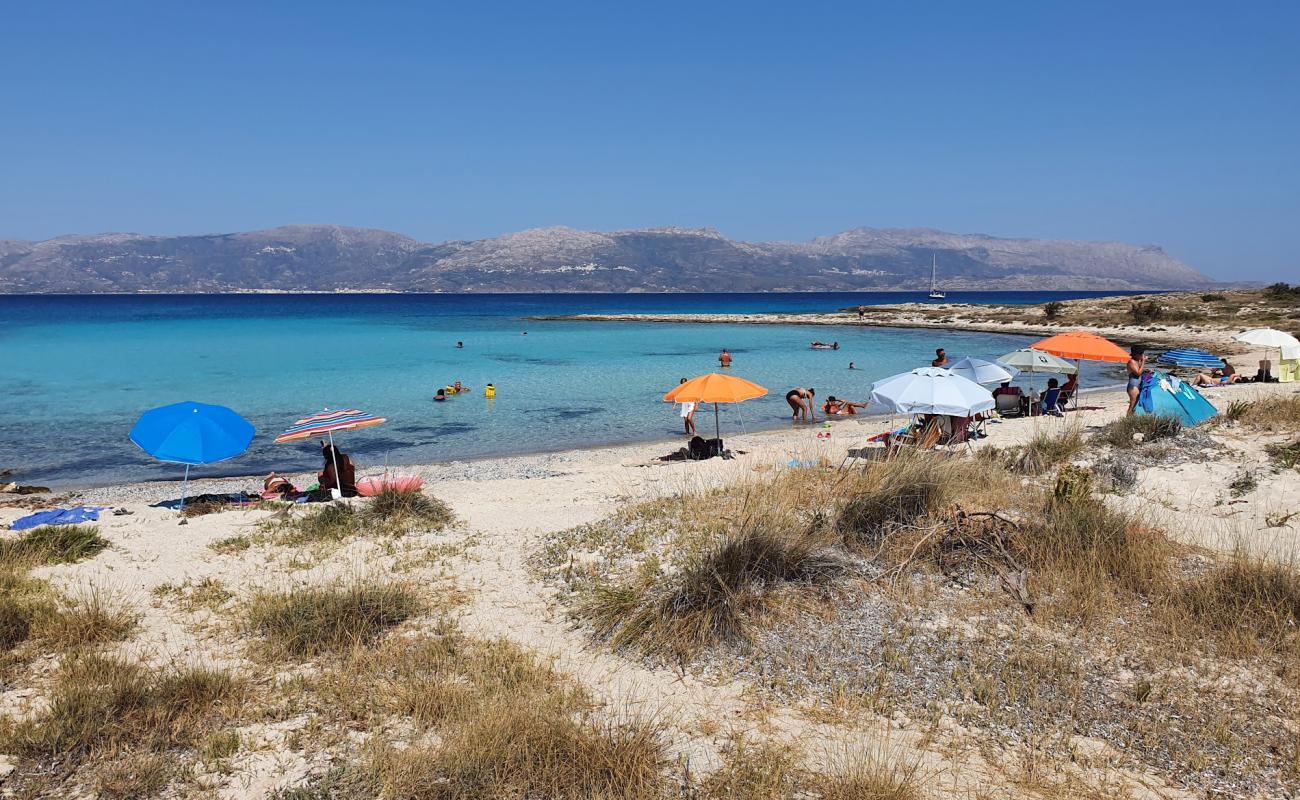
top-left (932, 348), bottom-right (950, 367)
top-left (719, 349), bottom-right (732, 368)
top-left (857, 305), bottom-right (865, 320)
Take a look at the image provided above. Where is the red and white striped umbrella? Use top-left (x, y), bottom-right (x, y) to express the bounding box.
top-left (274, 408), bottom-right (386, 500)
top-left (274, 409), bottom-right (386, 444)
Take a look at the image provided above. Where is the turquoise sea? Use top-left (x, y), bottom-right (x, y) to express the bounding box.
top-left (1, 292), bottom-right (1135, 487)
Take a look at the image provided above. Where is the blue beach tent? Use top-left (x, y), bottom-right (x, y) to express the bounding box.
top-left (1137, 372), bottom-right (1217, 427)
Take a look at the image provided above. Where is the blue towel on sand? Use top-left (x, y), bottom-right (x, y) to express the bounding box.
top-left (10, 506), bottom-right (107, 531)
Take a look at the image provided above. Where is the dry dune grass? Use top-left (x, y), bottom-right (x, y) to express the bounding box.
top-left (700, 738), bottom-right (924, 800)
top-left (0, 652), bottom-right (240, 763)
top-left (583, 522), bottom-right (850, 659)
top-left (0, 524), bottom-right (108, 568)
top-left (248, 489), bottom-right (454, 550)
top-left (281, 620), bottom-right (673, 800)
top-left (243, 578), bottom-right (425, 659)
top-left (1, 526), bottom-right (128, 676)
top-left (38, 584), bottom-right (139, 649)
top-left (1096, 414), bottom-right (1182, 449)
top-left (1234, 394), bottom-right (1300, 431)
top-left (1179, 551), bottom-right (1300, 660)
top-left (540, 441), bottom-right (1300, 796)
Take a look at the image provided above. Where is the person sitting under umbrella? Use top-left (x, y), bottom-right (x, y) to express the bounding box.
top-left (317, 442), bottom-right (358, 499)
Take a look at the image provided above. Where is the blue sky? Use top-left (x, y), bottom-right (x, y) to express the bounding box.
top-left (1, 1), bottom-right (1296, 281)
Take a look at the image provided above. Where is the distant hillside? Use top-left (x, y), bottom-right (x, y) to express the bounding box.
top-left (0, 224), bottom-right (1212, 293)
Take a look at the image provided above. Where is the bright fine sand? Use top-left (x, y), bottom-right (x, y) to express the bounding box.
top-left (3, 355), bottom-right (1299, 797)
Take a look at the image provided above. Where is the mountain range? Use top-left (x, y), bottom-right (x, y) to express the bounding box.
top-left (0, 224), bottom-right (1212, 293)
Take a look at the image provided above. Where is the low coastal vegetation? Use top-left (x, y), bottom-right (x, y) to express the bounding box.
top-left (212, 487), bottom-right (455, 553)
top-left (861, 286), bottom-right (1300, 339)
top-left (0, 524), bottom-right (108, 567)
top-left (243, 578), bottom-right (425, 659)
top-left (536, 419), bottom-right (1300, 797)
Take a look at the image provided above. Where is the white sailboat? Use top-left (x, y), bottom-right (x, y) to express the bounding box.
top-left (928, 254), bottom-right (946, 300)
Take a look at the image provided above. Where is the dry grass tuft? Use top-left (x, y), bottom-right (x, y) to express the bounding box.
top-left (582, 522), bottom-right (848, 658)
top-left (39, 585), bottom-right (138, 648)
top-left (1, 652), bottom-right (238, 760)
top-left (94, 751), bottom-right (176, 799)
top-left (0, 524), bottom-right (108, 568)
top-left (365, 487), bottom-right (454, 531)
top-left (837, 455), bottom-right (967, 547)
top-left (0, 571), bottom-right (53, 651)
top-left (303, 621), bottom-right (670, 800)
top-left (257, 491), bottom-right (453, 549)
top-left (812, 747), bottom-right (924, 800)
top-left (1097, 414), bottom-right (1182, 449)
top-left (376, 707), bottom-right (666, 799)
top-left (1233, 395), bottom-right (1300, 432)
top-left (244, 578), bottom-right (424, 659)
top-left (1004, 424), bottom-right (1085, 475)
top-left (1180, 553), bottom-right (1300, 653)
top-left (698, 738), bottom-right (924, 800)
top-left (266, 502), bottom-right (367, 546)
top-left (1024, 491), bottom-right (1172, 610)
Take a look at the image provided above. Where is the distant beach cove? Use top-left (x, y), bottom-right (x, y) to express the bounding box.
top-left (0, 291), bottom-right (1138, 488)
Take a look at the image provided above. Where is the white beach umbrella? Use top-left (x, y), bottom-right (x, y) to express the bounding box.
top-left (996, 348), bottom-right (1078, 375)
top-left (947, 356), bottom-right (1019, 385)
top-left (1234, 327), bottom-right (1300, 350)
top-left (870, 367), bottom-right (995, 416)
top-left (1235, 328), bottom-right (1300, 373)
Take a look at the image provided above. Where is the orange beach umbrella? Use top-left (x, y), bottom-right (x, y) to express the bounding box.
top-left (1029, 330), bottom-right (1130, 412)
top-left (664, 373), bottom-right (768, 444)
top-left (1030, 331), bottom-right (1129, 363)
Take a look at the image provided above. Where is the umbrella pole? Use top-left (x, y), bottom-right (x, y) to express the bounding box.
top-left (180, 464), bottom-right (190, 512)
top-left (328, 430), bottom-right (341, 501)
top-left (714, 403), bottom-right (721, 444)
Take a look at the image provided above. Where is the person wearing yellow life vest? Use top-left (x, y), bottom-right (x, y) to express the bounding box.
top-left (485, 383), bottom-right (496, 398)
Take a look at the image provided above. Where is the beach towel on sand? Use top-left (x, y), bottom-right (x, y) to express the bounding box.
top-left (10, 506), bottom-right (108, 531)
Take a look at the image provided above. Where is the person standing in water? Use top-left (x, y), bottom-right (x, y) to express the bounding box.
top-left (719, 349), bottom-right (732, 368)
top-left (848, 362), bottom-right (857, 370)
top-left (786, 387), bottom-right (816, 422)
top-left (932, 348), bottom-right (950, 367)
top-left (1125, 345), bottom-right (1147, 416)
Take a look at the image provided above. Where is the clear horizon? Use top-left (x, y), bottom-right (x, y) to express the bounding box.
top-left (2, 1), bottom-right (1296, 282)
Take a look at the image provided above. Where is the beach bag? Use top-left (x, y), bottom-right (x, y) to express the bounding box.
top-left (687, 436), bottom-right (725, 460)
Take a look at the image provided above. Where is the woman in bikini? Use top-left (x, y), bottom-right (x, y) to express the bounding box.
top-left (786, 387), bottom-right (816, 421)
top-left (1125, 345), bottom-right (1147, 416)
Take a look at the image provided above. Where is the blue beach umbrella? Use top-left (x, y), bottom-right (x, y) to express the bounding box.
top-left (130, 401), bottom-right (255, 509)
top-left (1156, 348), bottom-right (1225, 370)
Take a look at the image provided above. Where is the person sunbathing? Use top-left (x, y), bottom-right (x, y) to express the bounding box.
top-left (1192, 368), bottom-right (1240, 387)
top-left (262, 473), bottom-right (301, 500)
top-left (823, 396), bottom-right (868, 415)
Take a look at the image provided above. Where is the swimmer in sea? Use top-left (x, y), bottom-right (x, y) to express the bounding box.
top-left (848, 362), bottom-right (857, 370)
top-left (456, 341), bottom-right (464, 348)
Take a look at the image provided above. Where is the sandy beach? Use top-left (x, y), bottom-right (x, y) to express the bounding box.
top-left (5, 357), bottom-right (1299, 797)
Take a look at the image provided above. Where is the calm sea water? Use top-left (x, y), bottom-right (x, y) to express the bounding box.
top-left (1, 291), bottom-right (1137, 487)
